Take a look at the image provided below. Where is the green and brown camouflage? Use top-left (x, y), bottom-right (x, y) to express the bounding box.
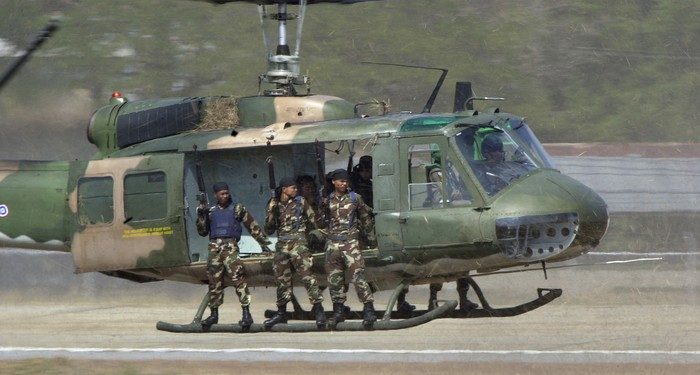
top-left (0, 110), bottom-right (608, 291)
top-left (265, 195), bottom-right (323, 306)
top-left (322, 191), bottom-right (375, 244)
top-left (0, 0), bottom-right (608, 301)
top-left (264, 196), bottom-right (318, 238)
top-left (325, 238), bottom-right (374, 304)
top-left (206, 238), bottom-right (250, 308)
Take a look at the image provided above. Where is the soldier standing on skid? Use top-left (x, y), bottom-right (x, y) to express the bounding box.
top-left (322, 169), bottom-right (378, 329)
top-left (263, 177), bottom-right (326, 328)
top-left (196, 182), bottom-right (270, 329)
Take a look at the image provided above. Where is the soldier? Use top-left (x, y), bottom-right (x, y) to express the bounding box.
top-left (196, 182), bottom-right (270, 329)
top-left (350, 155), bottom-right (373, 208)
top-left (263, 177), bottom-right (326, 328)
top-left (322, 169), bottom-right (378, 329)
top-left (297, 174), bottom-right (326, 253)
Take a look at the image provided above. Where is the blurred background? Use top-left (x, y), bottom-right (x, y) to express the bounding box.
top-left (0, 0), bottom-right (697, 305)
top-left (0, 0), bottom-right (697, 160)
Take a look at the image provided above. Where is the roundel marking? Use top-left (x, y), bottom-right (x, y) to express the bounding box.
top-left (0, 204), bottom-right (8, 217)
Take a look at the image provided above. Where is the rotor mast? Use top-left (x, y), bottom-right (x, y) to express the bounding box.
top-left (258, 0), bottom-right (309, 96)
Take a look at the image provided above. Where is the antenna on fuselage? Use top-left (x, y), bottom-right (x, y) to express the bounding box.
top-left (361, 61), bottom-right (448, 114)
top-left (257, 0), bottom-right (309, 96)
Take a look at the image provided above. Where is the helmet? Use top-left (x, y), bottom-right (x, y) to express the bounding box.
top-left (481, 135), bottom-right (503, 155)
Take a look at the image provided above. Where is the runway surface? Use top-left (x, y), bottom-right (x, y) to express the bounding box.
top-left (0, 250), bottom-right (698, 374)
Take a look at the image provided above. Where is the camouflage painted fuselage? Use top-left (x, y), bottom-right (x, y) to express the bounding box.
top-left (0, 94), bottom-right (608, 292)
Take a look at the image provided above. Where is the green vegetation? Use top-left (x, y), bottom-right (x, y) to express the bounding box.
top-left (0, 0), bottom-right (697, 158)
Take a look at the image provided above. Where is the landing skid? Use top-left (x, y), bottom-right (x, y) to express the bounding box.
top-left (156, 300), bottom-right (457, 333)
top-left (264, 280), bottom-right (561, 320)
top-left (156, 278), bottom-right (561, 333)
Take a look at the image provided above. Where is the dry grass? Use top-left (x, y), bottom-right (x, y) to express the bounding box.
top-left (196, 97), bottom-right (239, 131)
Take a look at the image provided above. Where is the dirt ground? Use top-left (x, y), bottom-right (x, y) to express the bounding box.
top-left (0, 253), bottom-right (698, 374)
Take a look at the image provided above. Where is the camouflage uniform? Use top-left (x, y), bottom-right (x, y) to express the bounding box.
top-left (264, 195), bottom-right (323, 307)
top-left (322, 191), bottom-right (376, 304)
top-left (197, 202), bottom-right (267, 309)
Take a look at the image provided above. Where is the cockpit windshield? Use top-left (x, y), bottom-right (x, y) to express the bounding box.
top-left (450, 126), bottom-right (541, 196)
top-left (506, 119), bottom-right (556, 169)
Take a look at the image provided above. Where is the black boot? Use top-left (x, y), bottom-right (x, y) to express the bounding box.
top-left (239, 305), bottom-right (254, 328)
top-left (313, 302), bottom-right (327, 328)
top-left (201, 307), bottom-right (218, 327)
top-left (362, 302), bottom-right (377, 329)
top-left (396, 289), bottom-right (416, 314)
top-left (428, 283), bottom-right (442, 310)
top-left (263, 304), bottom-right (287, 328)
top-left (457, 278), bottom-right (479, 312)
top-left (329, 302), bottom-right (345, 327)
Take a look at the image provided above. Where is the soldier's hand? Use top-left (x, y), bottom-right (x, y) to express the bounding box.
top-left (308, 229), bottom-right (326, 243)
top-left (260, 244), bottom-right (273, 255)
top-left (196, 205), bottom-right (209, 216)
top-left (366, 238), bottom-right (378, 249)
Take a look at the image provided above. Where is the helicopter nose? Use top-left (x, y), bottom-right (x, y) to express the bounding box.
top-left (492, 171), bottom-right (608, 262)
top-left (549, 174), bottom-right (609, 261)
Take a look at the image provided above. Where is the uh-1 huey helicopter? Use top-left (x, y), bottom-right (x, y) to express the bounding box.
top-left (0, 0), bottom-right (609, 333)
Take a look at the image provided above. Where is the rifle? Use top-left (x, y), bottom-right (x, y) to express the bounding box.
top-left (315, 140), bottom-right (329, 197)
top-left (266, 156), bottom-right (277, 198)
top-left (193, 145), bottom-right (209, 215)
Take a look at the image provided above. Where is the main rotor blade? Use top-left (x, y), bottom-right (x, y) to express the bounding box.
top-left (195, 0), bottom-right (381, 4)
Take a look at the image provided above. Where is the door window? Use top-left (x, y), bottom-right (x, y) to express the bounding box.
top-left (124, 171), bottom-right (167, 221)
top-left (407, 143), bottom-right (444, 210)
top-left (77, 177), bottom-right (114, 225)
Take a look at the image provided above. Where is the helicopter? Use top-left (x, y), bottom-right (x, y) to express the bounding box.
top-left (0, 0), bottom-right (609, 333)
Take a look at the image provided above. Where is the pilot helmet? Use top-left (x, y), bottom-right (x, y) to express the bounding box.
top-left (481, 135), bottom-right (504, 156)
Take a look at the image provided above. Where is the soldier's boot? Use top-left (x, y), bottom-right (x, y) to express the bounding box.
top-left (263, 303), bottom-right (288, 329)
top-left (238, 305), bottom-right (254, 328)
top-left (329, 302), bottom-right (346, 328)
top-left (200, 307), bottom-right (218, 327)
top-left (428, 283), bottom-right (442, 310)
top-left (457, 278), bottom-right (479, 312)
top-left (396, 289), bottom-right (416, 314)
top-left (313, 302), bottom-right (327, 328)
top-left (362, 302), bottom-right (377, 329)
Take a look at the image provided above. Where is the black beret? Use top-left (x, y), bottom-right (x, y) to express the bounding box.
top-left (212, 182), bottom-right (229, 193)
top-left (330, 169), bottom-right (350, 181)
top-left (278, 177), bottom-right (296, 188)
top-left (358, 155), bottom-right (372, 170)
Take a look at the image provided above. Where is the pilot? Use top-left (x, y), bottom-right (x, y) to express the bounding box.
top-left (482, 134), bottom-right (506, 164)
top-left (196, 182), bottom-right (270, 329)
top-left (263, 177), bottom-right (326, 328)
top-left (322, 168), bottom-right (378, 329)
top-left (350, 155), bottom-right (373, 208)
top-left (477, 135), bottom-right (509, 194)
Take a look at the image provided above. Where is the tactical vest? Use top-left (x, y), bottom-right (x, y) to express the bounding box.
top-left (209, 204), bottom-right (242, 241)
